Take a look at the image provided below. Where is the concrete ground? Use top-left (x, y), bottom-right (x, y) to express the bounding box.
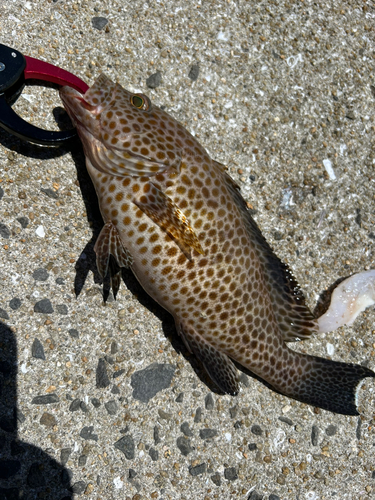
top-left (0, 1), bottom-right (374, 499)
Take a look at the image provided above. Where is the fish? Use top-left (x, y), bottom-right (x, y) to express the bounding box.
top-left (60, 74), bottom-right (375, 416)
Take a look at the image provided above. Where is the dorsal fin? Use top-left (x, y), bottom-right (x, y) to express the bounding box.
top-left (212, 161), bottom-right (318, 341)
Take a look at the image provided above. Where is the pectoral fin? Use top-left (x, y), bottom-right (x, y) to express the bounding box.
top-left (178, 323), bottom-right (239, 395)
top-left (94, 221), bottom-right (133, 297)
top-left (134, 182), bottom-right (204, 259)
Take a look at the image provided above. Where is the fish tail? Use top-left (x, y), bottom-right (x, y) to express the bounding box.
top-left (281, 355), bottom-right (374, 415)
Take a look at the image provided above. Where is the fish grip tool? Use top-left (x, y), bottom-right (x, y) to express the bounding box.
top-left (0, 43), bottom-right (88, 146)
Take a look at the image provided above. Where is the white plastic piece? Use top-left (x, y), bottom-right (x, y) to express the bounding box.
top-left (317, 270), bottom-right (375, 333)
top-left (323, 159), bottom-right (336, 180)
top-left (35, 225), bottom-right (45, 237)
top-left (326, 343), bottom-right (334, 355)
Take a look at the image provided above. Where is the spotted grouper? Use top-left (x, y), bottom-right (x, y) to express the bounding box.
top-left (60, 74), bottom-right (375, 415)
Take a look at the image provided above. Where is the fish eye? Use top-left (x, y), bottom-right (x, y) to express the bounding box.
top-left (131, 94), bottom-right (149, 110)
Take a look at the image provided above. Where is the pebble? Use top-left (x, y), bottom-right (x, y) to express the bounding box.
top-left (78, 455), bottom-right (87, 466)
top-left (211, 472), bottom-right (221, 486)
top-left (16, 216), bottom-right (29, 228)
top-left (188, 64), bottom-right (200, 81)
top-left (189, 463), bottom-right (207, 476)
top-left (154, 426), bottom-right (161, 444)
top-left (0, 222), bottom-right (10, 239)
top-left (69, 399), bottom-right (81, 412)
top-left (204, 393), bottom-right (214, 410)
top-left (113, 369), bottom-right (125, 379)
top-left (269, 495), bottom-right (281, 500)
top-left (130, 363), bottom-right (175, 403)
top-left (146, 71), bottom-right (162, 89)
top-left (39, 412), bottom-right (56, 427)
top-left (199, 429), bottom-right (218, 440)
top-left (55, 277), bottom-right (65, 285)
top-left (114, 434), bottom-right (135, 459)
top-left (32, 268), bottom-right (49, 281)
top-left (248, 492), bottom-right (263, 500)
top-left (91, 398), bottom-right (101, 408)
top-left (181, 422), bottom-right (193, 437)
top-left (149, 448), bottom-right (158, 461)
top-left (96, 358), bottom-right (110, 388)
top-left (356, 418), bottom-right (362, 440)
top-left (325, 424), bottom-right (337, 436)
top-left (278, 416), bottom-right (293, 426)
top-left (105, 400), bottom-right (118, 415)
top-left (0, 308), bottom-right (9, 320)
top-left (9, 298), bottom-right (21, 310)
top-left (80, 426), bottom-right (98, 442)
top-left (176, 436), bottom-right (194, 456)
top-left (80, 401), bottom-right (89, 413)
top-left (175, 392), bottom-right (184, 402)
top-left (40, 187), bottom-right (58, 199)
top-left (194, 407), bottom-right (202, 423)
top-left (229, 406), bottom-right (238, 418)
top-left (224, 467), bottom-right (238, 481)
top-left (0, 186), bottom-right (3, 200)
top-left (31, 338), bottom-right (45, 360)
top-left (251, 424), bottom-right (263, 436)
top-left (35, 225), bottom-right (45, 238)
top-left (56, 304), bottom-right (68, 315)
top-left (92, 16), bottom-right (108, 30)
top-left (31, 394), bottom-right (59, 404)
top-left (70, 481), bottom-right (86, 494)
top-left (158, 409), bottom-right (172, 420)
top-left (248, 443), bottom-right (257, 451)
top-left (69, 328), bottom-right (79, 338)
top-left (60, 448), bottom-right (71, 465)
top-left (34, 299), bottom-right (53, 314)
top-left (311, 425), bottom-right (320, 446)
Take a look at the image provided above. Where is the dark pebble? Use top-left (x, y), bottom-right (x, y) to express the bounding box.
top-left (31, 338), bottom-right (45, 360)
top-left (211, 472), bottom-right (221, 486)
top-left (194, 406), bottom-right (202, 423)
top-left (114, 434), bottom-right (135, 459)
top-left (325, 424), bottom-right (337, 436)
top-left (69, 481), bottom-right (86, 494)
top-left (40, 188), bottom-right (58, 199)
top-left (129, 469), bottom-right (137, 479)
top-left (96, 358), bottom-right (110, 388)
top-left (229, 406), bottom-right (238, 418)
top-left (31, 393), bottom-right (59, 404)
top-left (40, 412), bottom-right (56, 427)
top-left (34, 299), bottom-right (53, 314)
top-left (80, 401), bottom-right (89, 413)
top-left (356, 417), bottom-right (362, 440)
top-left (92, 16), bottom-right (108, 30)
top-left (113, 369), bottom-right (125, 379)
top-left (199, 429), bottom-right (218, 440)
top-left (9, 298), bottom-right (21, 310)
top-left (69, 328), bottom-right (79, 338)
top-left (311, 425), bottom-right (319, 446)
top-left (0, 308), bottom-right (9, 320)
top-left (27, 463), bottom-right (46, 487)
top-left (372, 471), bottom-right (375, 479)
top-left (158, 409), bottom-right (172, 420)
top-left (0, 460), bottom-right (21, 480)
top-left (56, 277), bottom-right (65, 285)
top-left (91, 398), bottom-right (101, 408)
top-left (181, 422), bottom-right (193, 437)
top-left (205, 393), bottom-right (214, 410)
top-left (56, 304), bottom-right (68, 315)
top-left (146, 71), bottom-right (162, 89)
top-left (60, 448), bottom-right (71, 465)
top-left (0, 186), bottom-right (3, 201)
top-left (130, 363), bottom-right (175, 402)
top-left (79, 426), bottom-right (98, 442)
top-left (0, 223), bottom-right (10, 239)
top-left (224, 467), bottom-right (238, 481)
top-left (69, 399), bottom-right (81, 412)
top-left (149, 447), bottom-right (158, 461)
top-left (269, 494), bottom-right (280, 500)
top-left (154, 425), bottom-right (161, 444)
top-left (188, 64), bottom-right (200, 81)
top-left (175, 392), bottom-right (184, 403)
top-left (111, 384), bottom-right (120, 394)
top-left (105, 400), bottom-right (118, 415)
top-left (16, 409), bottom-right (25, 424)
top-left (176, 436), bottom-right (194, 456)
top-left (32, 268), bottom-right (49, 281)
top-left (248, 491), bottom-right (263, 500)
top-left (248, 443), bottom-right (257, 451)
top-left (17, 216), bottom-right (29, 228)
top-left (104, 355), bottom-right (114, 365)
top-left (234, 420), bottom-right (242, 429)
top-left (251, 424), bottom-right (263, 436)
top-left (111, 341), bottom-right (118, 354)
top-left (189, 463), bottom-right (206, 476)
top-left (78, 455), bottom-right (87, 466)
top-left (278, 416), bottom-right (293, 426)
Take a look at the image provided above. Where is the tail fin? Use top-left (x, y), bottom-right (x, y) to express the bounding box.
top-left (286, 356), bottom-right (374, 415)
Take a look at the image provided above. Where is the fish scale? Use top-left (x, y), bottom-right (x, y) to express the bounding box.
top-left (60, 74), bottom-right (375, 415)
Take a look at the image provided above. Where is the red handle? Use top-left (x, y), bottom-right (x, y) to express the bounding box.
top-left (24, 55), bottom-right (89, 94)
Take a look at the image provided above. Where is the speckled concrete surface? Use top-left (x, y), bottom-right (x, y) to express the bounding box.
top-left (0, 1), bottom-right (374, 499)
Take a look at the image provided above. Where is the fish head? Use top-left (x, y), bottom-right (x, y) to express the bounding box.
top-left (60, 74), bottom-right (190, 176)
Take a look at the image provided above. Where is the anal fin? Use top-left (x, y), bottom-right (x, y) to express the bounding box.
top-left (133, 182), bottom-right (204, 259)
top-left (178, 323), bottom-right (239, 395)
top-left (94, 221), bottom-right (133, 297)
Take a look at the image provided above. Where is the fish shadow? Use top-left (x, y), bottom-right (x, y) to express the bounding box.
top-left (0, 321), bottom-right (73, 499)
